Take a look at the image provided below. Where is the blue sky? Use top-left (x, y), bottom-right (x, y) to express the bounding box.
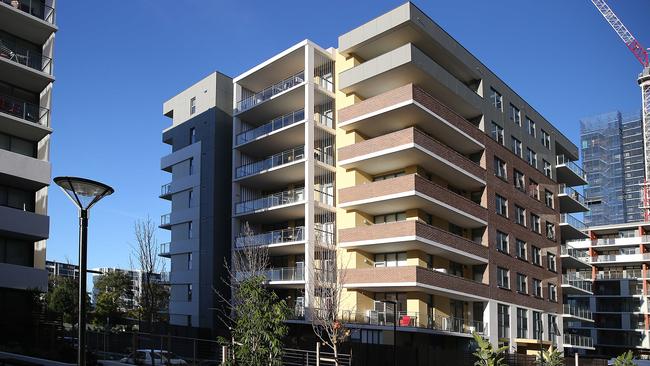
top-left (47, 0), bottom-right (650, 269)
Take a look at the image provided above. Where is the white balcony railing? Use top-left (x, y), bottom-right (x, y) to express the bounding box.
top-left (235, 71), bottom-right (305, 113)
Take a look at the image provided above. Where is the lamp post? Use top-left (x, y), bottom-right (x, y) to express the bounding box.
top-left (380, 300), bottom-right (398, 366)
top-left (54, 176), bottom-right (114, 366)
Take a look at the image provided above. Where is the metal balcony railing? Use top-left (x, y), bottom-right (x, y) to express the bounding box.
top-left (559, 184), bottom-right (586, 205)
top-left (0, 93), bottom-right (49, 126)
top-left (235, 226), bottom-right (305, 248)
top-left (236, 109), bottom-right (305, 146)
top-left (563, 304), bottom-right (592, 320)
top-left (160, 213), bottom-right (171, 226)
top-left (340, 310), bottom-right (486, 335)
top-left (266, 266), bottom-right (305, 282)
top-left (159, 271), bottom-right (170, 283)
top-left (556, 155), bottom-right (587, 181)
top-left (1, 0), bottom-right (55, 23)
top-left (596, 269), bottom-right (643, 279)
top-left (160, 183), bottom-right (171, 197)
top-left (234, 188), bottom-right (304, 215)
top-left (562, 274), bottom-right (592, 292)
top-left (235, 146), bottom-right (304, 179)
top-left (0, 40), bottom-right (52, 74)
top-left (561, 245), bottom-right (590, 264)
top-left (560, 213), bottom-right (586, 231)
top-left (592, 236), bottom-right (650, 246)
top-left (235, 71), bottom-right (305, 113)
top-left (159, 242), bottom-right (171, 254)
top-left (564, 334), bottom-right (593, 348)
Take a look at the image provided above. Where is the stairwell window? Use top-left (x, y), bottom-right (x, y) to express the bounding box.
top-left (187, 284), bottom-right (193, 301)
top-left (188, 221), bottom-right (193, 239)
top-left (190, 97), bottom-right (196, 115)
top-left (190, 127), bottom-right (197, 144)
top-left (497, 267), bottom-right (510, 289)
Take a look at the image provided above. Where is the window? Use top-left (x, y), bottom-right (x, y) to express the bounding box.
top-left (188, 190), bottom-right (194, 208)
top-left (517, 274), bottom-right (528, 294)
top-left (510, 104), bottom-right (521, 125)
top-left (187, 284), bottom-right (193, 301)
top-left (189, 158), bottom-right (194, 175)
top-left (490, 88), bottom-right (503, 111)
top-left (533, 311), bottom-right (542, 339)
top-left (549, 283), bottom-right (557, 302)
top-left (533, 278), bottom-right (542, 297)
top-left (527, 148), bottom-right (537, 168)
top-left (532, 246), bottom-right (542, 266)
top-left (373, 171), bottom-right (405, 181)
top-left (516, 239), bottom-right (527, 260)
top-left (541, 130), bottom-right (551, 149)
top-left (0, 237), bottom-right (34, 267)
top-left (374, 252), bottom-right (408, 267)
top-left (511, 137), bottom-right (522, 158)
top-left (496, 231), bottom-right (509, 253)
top-left (546, 222), bottom-right (556, 241)
top-left (544, 190), bottom-right (553, 208)
top-left (498, 304), bottom-right (509, 338)
top-left (515, 205), bottom-right (526, 226)
top-left (529, 180), bottom-right (539, 200)
top-left (497, 267), bottom-right (510, 289)
top-left (188, 221), bottom-right (193, 239)
top-left (374, 212), bottom-right (406, 224)
top-left (514, 170), bottom-right (525, 191)
top-left (190, 97), bottom-right (196, 115)
top-left (0, 185), bottom-right (35, 212)
top-left (190, 127), bottom-right (196, 144)
top-left (494, 157), bottom-right (507, 180)
top-left (531, 214), bottom-right (541, 233)
top-left (491, 122), bottom-right (504, 144)
top-left (543, 160), bottom-right (552, 178)
top-left (187, 253), bottom-right (193, 270)
top-left (547, 314), bottom-right (558, 343)
top-left (449, 261), bottom-right (464, 277)
top-left (527, 118), bottom-right (536, 137)
top-left (0, 132), bottom-right (36, 158)
top-left (547, 253), bottom-right (557, 272)
top-left (496, 194), bottom-right (508, 217)
top-left (517, 308), bottom-right (528, 338)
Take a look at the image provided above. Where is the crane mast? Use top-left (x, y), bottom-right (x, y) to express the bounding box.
top-left (589, 0), bottom-right (650, 220)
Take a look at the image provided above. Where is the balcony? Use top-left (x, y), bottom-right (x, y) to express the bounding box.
top-left (560, 245), bottom-right (591, 269)
top-left (235, 71), bottom-right (305, 121)
top-left (0, 263), bottom-right (47, 291)
top-left (563, 334), bottom-right (594, 350)
top-left (338, 174), bottom-right (487, 229)
top-left (556, 155), bottom-right (588, 186)
top-left (159, 213), bottom-right (171, 229)
top-left (159, 242), bottom-right (171, 258)
top-left (561, 274), bottom-right (593, 295)
top-left (340, 310), bottom-right (486, 336)
top-left (338, 220), bottom-right (488, 265)
top-left (0, 43), bottom-right (53, 92)
top-left (235, 109), bottom-right (305, 155)
top-left (160, 183), bottom-right (172, 199)
top-left (338, 84), bottom-right (484, 155)
top-left (159, 271), bottom-right (170, 283)
top-left (338, 127), bottom-right (485, 190)
top-left (235, 146), bottom-right (306, 190)
top-left (344, 266), bottom-right (490, 301)
top-left (0, 93), bottom-right (50, 141)
top-left (560, 213), bottom-right (588, 241)
top-left (0, 0), bottom-right (56, 45)
top-left (266, 266), bottom-right (304, 287)
top-left (595, 269), bottom-right (643, 280)
top-left (234, 188), bottom-right (305, 223)
top-left (235, 226), bottom-right (305, 255)
top-left (562, 304), bottom-right (593, 322)
top-left (0, 205), bottom-right (48, 240)
top-left (0, 149), bottom-right (50, 190)
top-left (591, 252), bottom-right (650, 264)
top-left (591, 236), bottom-right (650, 247)
top-left (558, 184), bottom-right (588, 213)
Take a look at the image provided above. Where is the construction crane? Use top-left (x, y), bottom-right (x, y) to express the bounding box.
top-left (589, 0), bottom-right (650, 220)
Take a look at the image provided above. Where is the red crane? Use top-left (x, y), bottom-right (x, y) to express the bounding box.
top-left (590, 0), bottom-right (648, 67)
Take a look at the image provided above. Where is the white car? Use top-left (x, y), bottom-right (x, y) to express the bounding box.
top-left (120, 350), bottom-right (187, 365)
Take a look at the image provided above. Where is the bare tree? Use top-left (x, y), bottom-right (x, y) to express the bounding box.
top-left (230, 222), bottom-right (269, 282)
top-left (131, 217), bottom-right (167, 331)
top-left (310, 230), bottom-right (350, 365)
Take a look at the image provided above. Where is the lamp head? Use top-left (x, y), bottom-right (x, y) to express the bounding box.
top-left (54, 176), bottom-right (114, 211)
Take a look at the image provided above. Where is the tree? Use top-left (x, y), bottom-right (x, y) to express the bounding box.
top-left (613, 350), bottom-right (636, 366)
top-left (131, 217), bottom-right (168, 329)
top-left (47, 277), bottom-right (87, 324)
top-left (535, 346), bottom-right (563, 366)
top-left (472, 331), bottom-right (508, 366)
top-left (93, 270), bottom-right (132, 327)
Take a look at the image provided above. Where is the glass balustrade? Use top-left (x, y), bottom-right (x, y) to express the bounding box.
top-left (235, 71), bottom-right (305, 113)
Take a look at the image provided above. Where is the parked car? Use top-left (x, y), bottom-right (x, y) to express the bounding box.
top-left (120, 350), bottom-right (187, 365)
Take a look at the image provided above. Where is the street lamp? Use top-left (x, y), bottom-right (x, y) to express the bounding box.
top-left (380, 300), bottom-right (398, 366)
top-left (54, 176), bottom-right (114, 366)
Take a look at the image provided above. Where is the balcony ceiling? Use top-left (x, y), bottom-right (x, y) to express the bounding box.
top-left (558, 194), bottom-right (589, 213)
top-left (236, 121), bottom-right (305, 157)
top-left (0, 112), bottom-right (51, 141)
top-left (234, 201), bottom-right (305, 224)
top-left (236, 84), bottom-right (305, 123)
top-left (0, 3), bottom-right (57, 44)
top-left (236, 46), bottom-right (305, 91)
top-left (234, 160), bottom-right (305, 191)
top-left (0, 57), bottom-right (53, 92)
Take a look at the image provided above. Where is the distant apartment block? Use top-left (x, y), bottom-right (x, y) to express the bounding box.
top-left (159, 72), bottom-right (232, 331)
top-left (0, 0), bottom-right (56, 326)
top-left (46, 260), bottom-right (78, 280)
top-left (581, 110), bottom-right (645, 226)
top-left (91, 267), bottom-right (163, 311)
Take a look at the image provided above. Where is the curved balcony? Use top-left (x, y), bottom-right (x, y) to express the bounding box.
top-left (235, 146), bottom-right (305, 190)
top-left (338, 127), bottom-right (485, 190)
top-left (338, 174), bottom-right (487, 229)
top-left (338, 220), bottom-right (487, 264)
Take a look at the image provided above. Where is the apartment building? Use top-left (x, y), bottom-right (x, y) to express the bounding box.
top-left (0, 0), bottom-right (56, 327)
top-left (334, 2), bottom-right (585, 353)
top-left (91, 267), bottom-right (164, 310)
top-left (231, 41), bottom-right (336, 314)
top-left (581, 111), bottom-right (646, 226)
top-left (159, 72), bottom-right (232, 332)
top-left (46, 260), bottom-right (79, 280)
top-left (565, 222), bottom-right (650, 358)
